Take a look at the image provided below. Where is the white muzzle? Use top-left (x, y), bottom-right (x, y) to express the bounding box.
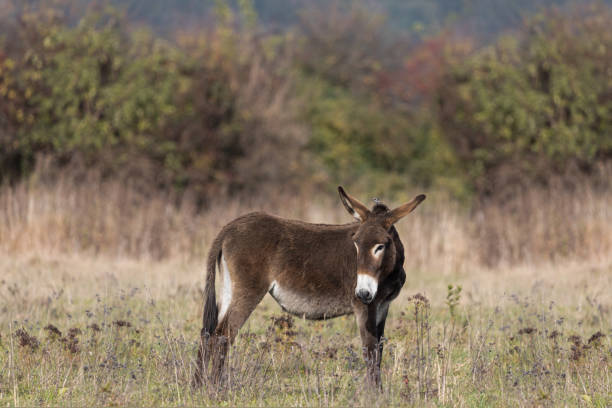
top-left (355, 274), bottom-right (378, 304)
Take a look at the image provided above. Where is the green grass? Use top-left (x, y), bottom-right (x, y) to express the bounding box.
top-left (0, 255), bottom-right (610, 406)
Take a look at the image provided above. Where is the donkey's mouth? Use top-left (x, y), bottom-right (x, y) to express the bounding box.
top-left (356, 289), bottom-right (374, 304)
top-left (355, 274), bottom-right (378, 304)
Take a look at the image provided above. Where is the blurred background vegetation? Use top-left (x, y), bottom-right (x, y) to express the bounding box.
top-left (1, 0), bottom-right (611, 205)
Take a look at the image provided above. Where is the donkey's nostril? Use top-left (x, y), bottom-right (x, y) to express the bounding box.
top-left (357, 289), bottom-right (373, 304)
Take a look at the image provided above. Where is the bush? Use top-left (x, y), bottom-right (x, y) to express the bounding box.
top-left (1, 7), bottom-right (189, 183)
top-left (2, 2), bottom-right (612, 202)
top-left (437, 6), bottom-right (612, 196)
top-left (0, 3), bottom-right (306, 201)
top-left (296, 4), bottom-right (466, 198)
top-left (302, 77), bottom-right (463, 197)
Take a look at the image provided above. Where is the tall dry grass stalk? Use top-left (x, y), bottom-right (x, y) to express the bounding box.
top-left (0, 169), bottom-right (610, 272)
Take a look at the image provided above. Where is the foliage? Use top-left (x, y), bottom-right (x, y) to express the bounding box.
top-left (302, 78), bottom-right (464, 197)
top-left (438, 5), bottom-right (612, 195)
top-left (3, 8), bottom-right (183, 174)
top-left (1, 1), bottom-right (612, 201)
top-left (294, 6), bottom-right (467, 197)
top-left (0, 2), bottom-right (305, 199)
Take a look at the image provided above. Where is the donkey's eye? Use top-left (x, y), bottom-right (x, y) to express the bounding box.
top-left (374, 244), bottom-right (385, 254)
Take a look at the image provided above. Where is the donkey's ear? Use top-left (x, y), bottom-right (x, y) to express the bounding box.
top-left (384, 194), bottom-right (426, 227)
top-left (338, 186), bottom-right (370, 222)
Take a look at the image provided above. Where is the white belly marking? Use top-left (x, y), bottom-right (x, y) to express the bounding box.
top-left (268, 280), bottom-right (351, 319)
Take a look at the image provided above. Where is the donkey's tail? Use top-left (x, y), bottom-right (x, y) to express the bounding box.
top-left (202, 235), bottom-right (223, 336)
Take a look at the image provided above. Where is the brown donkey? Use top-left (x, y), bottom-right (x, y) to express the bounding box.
top-left (194, 186), bottom-right (425, 388)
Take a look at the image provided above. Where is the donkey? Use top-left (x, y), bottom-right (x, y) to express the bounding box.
top-left (193, 186), bottom-right (425, 388)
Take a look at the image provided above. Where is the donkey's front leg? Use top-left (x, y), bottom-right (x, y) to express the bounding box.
top-left (353, 300), bottom-right (383, 388)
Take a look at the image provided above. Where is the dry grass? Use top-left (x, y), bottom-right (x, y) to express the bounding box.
top-left (1, 170), bottom-right (610, 271)
top-left (0, 173), bottom-right (611, 406)
top-left (0, 255), bottom-right (609, 406)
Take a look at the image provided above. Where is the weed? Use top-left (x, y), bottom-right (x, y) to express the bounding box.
top-left (14, 328), bottom-right (39, 351)
top-left (113, 320), bottom-right (132, 328)
top-left (44, 324), bottom-right (62, 339)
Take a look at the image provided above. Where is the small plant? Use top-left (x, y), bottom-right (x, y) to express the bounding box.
top-left (445, 284), bottom-right (462, 319)
top-left (437, 284), bottom-right (462, 403)
top-left (406, 293), bottom-right (433, 402)
top-left (14, 328), bottom-right (39, 351)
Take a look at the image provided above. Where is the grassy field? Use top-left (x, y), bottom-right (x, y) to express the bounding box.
top-left (0, 179), bottom-right (611, 406)
top-left (0, 254), bottom-right (610, 406)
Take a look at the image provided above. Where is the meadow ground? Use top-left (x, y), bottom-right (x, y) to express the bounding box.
top-left (0, 253), bottom-right (610, 406)
top-left (0, 179), bottom-right (610, 406)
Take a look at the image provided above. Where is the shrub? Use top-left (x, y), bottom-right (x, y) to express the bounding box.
top-left (0, 3), bottom-right (306, 200)
top-left (437, 5), bottom-right (612, 196)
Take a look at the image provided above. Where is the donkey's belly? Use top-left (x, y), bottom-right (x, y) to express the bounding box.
top-left (268, 281), bottom-right (353, 320)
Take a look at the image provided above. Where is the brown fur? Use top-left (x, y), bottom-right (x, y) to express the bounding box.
top-left (194, 187), bottom-right (425, 389)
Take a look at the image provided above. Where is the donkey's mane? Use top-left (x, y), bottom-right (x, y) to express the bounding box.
top-left (371, 203), bottom-right (390, 215)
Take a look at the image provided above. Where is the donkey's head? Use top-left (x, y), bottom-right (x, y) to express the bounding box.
top-left (338, 186), bottom-right (425, 304)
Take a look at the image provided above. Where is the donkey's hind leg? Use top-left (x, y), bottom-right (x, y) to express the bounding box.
top-left (209, 284), bottom-right (269, 386)
top-left (193, 329), bottom-right (213, 387)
